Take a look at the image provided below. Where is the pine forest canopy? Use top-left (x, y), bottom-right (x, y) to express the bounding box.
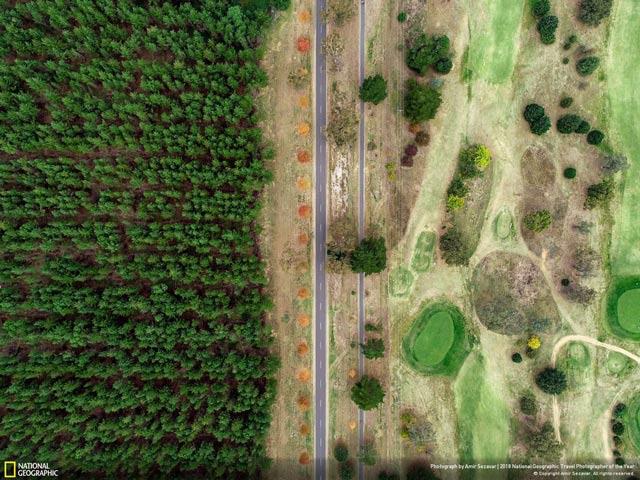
top-left (0, 0), bottom-right (287, 477)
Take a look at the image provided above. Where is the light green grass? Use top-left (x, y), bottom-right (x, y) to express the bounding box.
top-left (413, 311), bottom-right (455, 366)
top-left (402, 302), bottom-right (470, 376)
top-left (608, 0), bottom-right (640, 274)
top-left (390, 266), bottom-right (414, 297)
top-left (616, 289), bottom-right (640, 333)
top-left (467, 0), bottom-right (525, 84)
top-left (624, 393), bottom-right (640, 454)
top-left (411, 230), bottom-right (435, 272)
top-left (494, 207), bottom-right (515, 240)
top-left (454, 353), bottom-right (511, 479)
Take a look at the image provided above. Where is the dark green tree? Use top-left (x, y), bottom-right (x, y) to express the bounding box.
top-left (334, 443), bottom-right (349, 463)
top-left (360, 74), bottom-right (388, 104)
top-left (578, 0), bottom-right (613, 26)
top-left (350, 237), bottom-right (387, 275)
top-left (576, 56), bottom-right (600, 76)
top-left (557, 114), bottom-right (583, 134)
top-left (404, 79), bottom-right (442, 123)
top-left (351, 375), bottom-right (385, 410)
top-left (535, 367), bottom-right (568, 395)
top-left (585, 176), bottom-right (614, 209)
top-left (537, 15), bottom-right (558, 44)
top-left (587, 129), bottom-right (605, 145)
top-left (406, 34), bottom-right (451, 75)
top-left (523, 210), bottom-right (552, 232)
top-left (560, 96), bottom-right (573, 108)
top-left (361, 338), bottom-right (385, 359)
top-left (532, 0), bottom-right (550, 17)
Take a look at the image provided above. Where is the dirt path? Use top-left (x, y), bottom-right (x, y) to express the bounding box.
top-left (550, 335), bottom-right (640, 445)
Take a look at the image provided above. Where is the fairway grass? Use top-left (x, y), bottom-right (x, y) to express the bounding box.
top-left (454, 353), bottom-right (511, 478)
top-left (402, 302), bottom-right (470, 376)
top-left (606, 277), bottom-right (640, 341)
top-left (467, 0), bottom-right (525, 84)
top-left (411, 230), bottom-right (436, 272)
top-left (625, 393), bottom-right (640, 454)
top-left (608, 0), bottom-right (640, 275)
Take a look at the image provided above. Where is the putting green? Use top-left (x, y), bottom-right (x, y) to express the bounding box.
top-left (494, 208), bottom-right (514, 240)
top-left (617, 289), bottom-right (640, 333)
top-left (606, 277), bottom-right (640, 341)
top-left (413, 311), bottom-right (455, 366)
top-left (609, 0), bottom-right (640, 274)
top-left (402, 302), bottom-right (470, 376)
top-left (411, 230), bottom-right (436, 272)
top-left (606, 351), bottom-right (631, 375)
top-left (390, 266), bottom-right (414, 297)
top-left (467, 0), bottom-right (525, 83)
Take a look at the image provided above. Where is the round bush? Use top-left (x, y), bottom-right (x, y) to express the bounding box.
top-left (519, 394), bottom-right (538, 415)
top-left (535, 367), bottom-right (567, 395)
top-left (359, 74), bottom-right (388, 104)
top-left (587, 129), bottom-right (604, 145)
top-left (557, 114), bottom-right (583, 134)
top-left (523, 209), bottom-right (552, 232)
top-left (397, 11), bottom-right (407, 22)
top-left (612, 421), bottom-right (625, 435)
top-left (404, 79), bottom-right (442, 123)
top-left (531, 115), bottom-right (551, 135)
top-left (405, 144), bottom-right (418, 156)
top-left (562, 57), bottom-right (570, 64)
top-left (576, 56), bottom-right (600, 76)
top-left (524, 103), bottom-right (545, 123)
top-left (537, 15), bottom-right (558, 44)
top-left (576, 120), bottom-right (591, 134)
top-left (613, 402), bottom-right (627, 417)
top-left (560, 97), bottom-right (573, 108)
top-left (561, 278), bottom-right (571, 286)
top-left (415, 131), bottom-right (430, 146)
top-left (334, 444), bottom-right (349, 463)
top-left (512, 352), bottom-right (523, 363)
top-left (532, 0), bottom-right (550, 17)
top-left (563, 167), bottom-right (577, 179)
top-left (434, 57), bottom-right (453, 74)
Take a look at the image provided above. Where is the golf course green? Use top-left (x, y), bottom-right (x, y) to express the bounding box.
top-left (625, 393), bottom-right (640, 454)
top-left (606, 277), bottom-right (640, 341)
top-left (402, 302), bottom-right (469, 376)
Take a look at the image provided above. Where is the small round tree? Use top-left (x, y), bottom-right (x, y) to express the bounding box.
top-left (519, 393), bottom-right (538, 415)
top-left (559, 96), bottom-right (573, 108)
top-left (535, 367), bottom-right (567, 395)
top-left (361, 338), bottom-right (385, 359)
top-left (512, 352), bottom-right (523, 363)
top-left (397, 11), bottom-right (407, 22)
top-left (415, 131), bottom-right (430, 146)
top-left (576, 119), bottom-right (591, 134)
top-left (587, 129), bottom-right (604, 145)
top-left (576, 56), bottom-right (600, 76)
top-left (557, 114), bottom-right (583, 134)
top-left (351, 375), bottom-right (385, 410)
top-left (434, 57), bottom-right (453, 74)
top-left (360, 74), bottom-right (388, 104)
top-left (537, 15), bottom-right (558, 44)
top-left (524, 103), bottom-right (545, 123)
top-left (612, 422), bottom-right (625, 436)
top-left (350, 237), bottom-right (387, 275)
top-left (524, 210), bottom-right (552, 232)
top-left (532, 0), bottom-right (550, 17)
top-left (334, 443), bottom-right (349, 463)
top-left (339, 461), bottom-right (355, 480)
top-left (404, 79), bottom-right (442, 123)
top-left (563, 167), bottom-right (577, 179)
top-left (531, 115), bottom-right (551, 135)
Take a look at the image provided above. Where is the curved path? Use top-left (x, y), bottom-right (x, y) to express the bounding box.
top-left (550, 335), bottom-right (640, 443)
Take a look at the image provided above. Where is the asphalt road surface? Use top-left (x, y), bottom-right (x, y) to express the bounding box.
top-left (313, 0), bottom-right (328, 477)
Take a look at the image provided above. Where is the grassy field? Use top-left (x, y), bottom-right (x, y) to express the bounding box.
top-left (467, 0), bottom-right (525, 84)
top-left (608, 0), bottom-right (640, 275)
top-left (625, 393), bottom-right (640, 454)
top-left (606, 277), bottom-right (640, 341)
top-left (454, 353), bottom-right (511, 479)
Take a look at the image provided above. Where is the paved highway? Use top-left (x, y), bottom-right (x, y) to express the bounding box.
top-left (313, 0), bottom-right (328, 477)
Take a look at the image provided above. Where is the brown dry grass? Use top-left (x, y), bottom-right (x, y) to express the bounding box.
top-left (296, 176), bottom-right (311, 191)
top-left (297, 341), bottom-right (309, 356)
top-left (298, 452), bottom-right (310, 464)
top-left (299, 423), bottom-right (311, 436)
top-left (297, 313), bottom-right (310, 327)
top-left (296, 368), bottom-right (311, 382)
top-left (297, 231), bottom-right (310, 246)
top-left (297, 394), bottom-right (310, 412)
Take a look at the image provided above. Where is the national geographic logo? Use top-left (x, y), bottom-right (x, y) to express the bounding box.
top-left (3, 462), bottom-right (58, 478)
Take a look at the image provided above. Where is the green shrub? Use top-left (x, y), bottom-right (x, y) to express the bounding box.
top-left (439, 228), bottom-right (469, 266)
top-left (576, 119), bottom-right (591, 134)
top-left (334, 444), bottom-right (349, 462)
top-left (613, 403), bottom-right (627, 417)
top-left (524, 103), bottom-right (545, 123)
top-left (447, 175), bottom-right (469, 198)
top-left (339, 461), bottom-right (355, 480)
top-left (512, 352), bottom-right (523, 363)
top-left (537, 15), bottom-right (558, 44)
top-left (563, 167), bottom-right (577, 179)
top-left (520, 392), bottom-right (538, 415)
top-left (359, 74), bottom-right (388, 104)
top-left (531, 115), bottom-right (551, 135)
top-left (397, 11), bottom-right (407, 22)
top-left (434, 57), bottom-right (453, 74)
top-left (559, 96), bottom-right (573, 108)
top-left (576, 56), bottom-right (600, 76)
top-left (446, 195), bottom-right (465, 211)
top-left (350, 237), bottom-right (387, 275)
top-left (351, 375), bottom-right (385, 410)
top-left (557, 114), bottom-right (583, 134)
top-left (361, 338), bottom-right (385, 359)
top-left (415, 130), bottom-right (430, 146)
top-left (587, 129), bottom-right (604, 145)
top-left (459, 144), bottom-right (491, 179)
top-left (585, 176), bottom-right (614, 209)
top-left (612, 422), bottom-right (625, 435)
top-left (531, 0), bottom-right (550, 17)
top-left (535, 367), bottom-right (568, 395)
top-left (406, 34), bottom-right (451, 75)
top-left (562, 57), bottom-right (569, 64)
top-left (524, 210), bottom-right (552, 232)
top-left (404, 79), bottom-right (442, 123)
top-left (578, 0), bottom-right (613, 26)
top-left (378, 471), bottom-right (400, 480)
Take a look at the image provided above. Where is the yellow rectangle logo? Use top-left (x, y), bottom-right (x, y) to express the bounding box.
top-left (4, 461), bottom-right (16, 478)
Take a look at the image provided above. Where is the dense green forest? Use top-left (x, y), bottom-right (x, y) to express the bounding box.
top-left (0, 0), bottom-right (287, 477)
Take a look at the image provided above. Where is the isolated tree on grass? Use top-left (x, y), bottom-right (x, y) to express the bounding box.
top-left (406, 34), bottom-right (451, 75)
top-left (523, 103), bottom-right (551, 135)
top-left (350, 237), bottom-right (387, 275)
top-left (361, 338), bottom-right (385, 359)
top-left (524, 209), bottom-right (552, 232)
top-left (334, 443), bottom-right (349, 462)
top-left (587, 129), bottom-right (605, 145)
top-left (360, 74), bottom-right (388, 104)
top-left (576, 56), bottom-right (600, 76)
top-left (535, 367), bottom-right (567, 395)
top-left (404, 79), bottom-right (442, 123)
top-left (557, 114), bottom-right (584, 134)
top-left (537, 15), bottom-right (558, 44)
top-left (531, 0), bottom-right (550, 17)
top-left (585, 176), bottom-right (614, 209)
top-left (351, 375), bottom-right (385, 410)
top-left (339, 461), bottom-right (355, 480)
